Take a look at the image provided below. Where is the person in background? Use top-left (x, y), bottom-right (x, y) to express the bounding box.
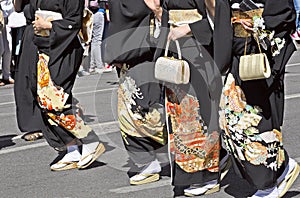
top-left (10, 0), bottom-right (42, 141)
top-left (291, 0), bottom-right (300, 41)
top-left (77, 0), bottom-right (92, 77)
top-left (88, 0), bottom-right (106, 74)
top-left (0, 0), bottom-right (14, 86)
top-left (77, 43), bottom-right (91, 76)
top-left (102, 0), bottom-right (109, 39)
top-left (220, 0), bottom-right (299, 197)
top-left (101, 0), bottom-right (112, 73)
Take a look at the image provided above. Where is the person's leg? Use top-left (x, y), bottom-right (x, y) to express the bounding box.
top-left (77, 130), bottom-right (105, 169)
top-left (92, 42), bottom-right (104, 73)
top-left (117, 64), bottom-right (166, 185)
top-left (294, 0), bottom-right (300, 31)
top-left (89, 42), bottom-right (98, 73)
top-left (1, 24), bottom-right (13, 83)
top-left (123, 135), bottom-right (162, 185)
top-left (291, 0), bottom-right (300, 40)
top-left (78, 45), bottom-right (91, 76)
top-left (97, 13), bottom-right (106, 72)
top-left (50, 139), bottom-right (81, 171)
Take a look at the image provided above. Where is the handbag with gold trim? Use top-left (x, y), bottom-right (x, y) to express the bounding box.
top-left (155, 40), bottom-right (190, 84)
top-left (239, 36), bottom-right (271, 81)
top-left (168, 9), bottom-right (202, 27)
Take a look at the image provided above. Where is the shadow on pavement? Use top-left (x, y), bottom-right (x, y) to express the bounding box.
top-left (83, 114), bottom-right (96, 123)
top-left (79, 161), bottom-right (107, 170)
top-left (0, 135), bottom-right (17, 150)
top-left (106, 81), bottom-right (119, 85)
top-left (283, 191), bottom-right (300, 198)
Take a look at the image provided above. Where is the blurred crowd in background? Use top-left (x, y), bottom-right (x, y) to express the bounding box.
top-left (0, 0), bottom-right (112, 87)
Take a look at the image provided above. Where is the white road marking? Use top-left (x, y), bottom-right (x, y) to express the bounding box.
top-left (285, 73), bottom-right (300, 77)
top-left (0, 101), bottom-right (15, 106)
top-left (285, 93), bottom-right (300, 100)
top-left (1, 121), bottom-right (119, 155)
top-left (73, 87), bottom-right (117, 96)
top-left (0, 87), bottom-right (118, 106)
top-left (1, 87), bottom-right (300, 108)
top-left (0, 142), bottom-right (48, 155)
top-left (286, 63), bottom-right (300, 67)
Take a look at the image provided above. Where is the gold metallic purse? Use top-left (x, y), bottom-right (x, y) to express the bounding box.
top-left (155, 40), bottom-right (190, 84)
top-left (168, 9), bottom-right (202, 27)
top-left (239, 36), bottom-right (271, 81)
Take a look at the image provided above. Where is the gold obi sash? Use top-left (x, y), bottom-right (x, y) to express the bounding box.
top-left (231, 8), bottom-right (263, 37)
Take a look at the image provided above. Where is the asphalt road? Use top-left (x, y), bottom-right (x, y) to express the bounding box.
top-left (0, 47), bottom-right (300, 198)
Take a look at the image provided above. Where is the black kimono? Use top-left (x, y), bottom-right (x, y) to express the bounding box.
top-left (14, 0), bottom-right (90, 149)
top-left (162, 0), bottom-right (232, 187)
top-left (220, 0), bottom-right (296, 190)
top-left (105, 0), bottom-right (167, 173)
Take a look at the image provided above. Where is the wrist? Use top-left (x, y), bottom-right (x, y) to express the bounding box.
top-left (45, 21), bottom-right (52, 30)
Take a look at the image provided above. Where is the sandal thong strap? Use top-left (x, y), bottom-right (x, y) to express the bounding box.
top-left (77, 143), bottom-right (105, 169)
top-left (22, 132), bottom-right (43, 141)
top-left (278, 163), bottom-right (300, 197)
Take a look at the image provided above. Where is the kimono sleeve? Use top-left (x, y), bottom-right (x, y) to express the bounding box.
top-left (189, 19), bottom-right (212, 45)
top-left (262, 0), bottom-right (296, 36)
top-left (48, 0), bottom-right (84, 65)
top-left (119, 0), bottom-right (151, 19)
top-left (188, 0), bottom-right (212, 45)
top-left (213, 0), bottom-right (233, 74)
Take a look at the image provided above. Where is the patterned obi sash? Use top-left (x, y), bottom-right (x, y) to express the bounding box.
top-left (231, 8), bottom-right (263, 37)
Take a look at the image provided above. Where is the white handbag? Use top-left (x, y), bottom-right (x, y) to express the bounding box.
top-left (155, 40), bottom-right (190, 84)
top-left (239, 36), bottom-right (271, 81)
top-left (239, 53), bottom-right (271, 81)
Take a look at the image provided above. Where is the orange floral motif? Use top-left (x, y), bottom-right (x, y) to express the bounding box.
top-left (224, 79), bottom-right (246, 112)
top-left (48, 113), bottom-right (76, 130)
top-left (37, 54), bottom-right (50, 88)
top-left (245, 142), bottom-right (268, 165)
top-left (168, 94), bottom-right (220, 173)
top-left (272, 129), bottom-right (283, 143)
top-left (221, 74), bottom-right (285, 170)
top-left (166, 102), bottom-right (182, 116)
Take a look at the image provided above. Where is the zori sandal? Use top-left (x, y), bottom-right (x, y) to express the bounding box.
top-left (129, 173), bottom-right (160, 185)
top-left (21, 132), bottom-right (43, 141)
top-left (77, 143), bottom-right (105, 169)
top-left (278, 160), bottom-right (300, 197)
top-left (50, 161), bottom-right (78, 171)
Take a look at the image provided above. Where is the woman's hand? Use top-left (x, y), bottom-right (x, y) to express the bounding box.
top-left (32, 15), bottom-right (52, 33)
top-left (168, 25), bottom-right (191, 41)
top-left (144, 0), bottom-right (162, 21)
top-left (240, 18), bottom-right (253, 32)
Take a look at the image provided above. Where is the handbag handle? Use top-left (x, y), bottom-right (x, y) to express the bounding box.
top-left (243, 34), bottom-right (262, 55)
top-left (164, 39), bottom-right (182, 59)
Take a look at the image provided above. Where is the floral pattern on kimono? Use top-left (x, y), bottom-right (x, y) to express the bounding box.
top-left (37, 53), bottom-right (91, 138)
top-left (167, 89), bottom-right (220, 173)
top-left (219, 73), bottom-right (285, 171)
top-left (118, 76), bottom-right (166, 145)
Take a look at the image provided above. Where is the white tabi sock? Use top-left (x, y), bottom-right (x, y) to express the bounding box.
top-left (60, 145), bottom-right (81, 162)
top-left (130, 159), bottom-right (161, 182)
